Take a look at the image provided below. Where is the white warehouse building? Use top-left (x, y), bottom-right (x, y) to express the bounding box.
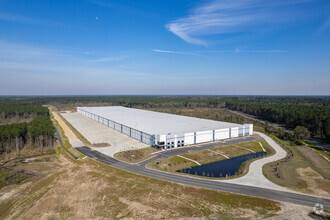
top-left (77, 106), bottom-right (253, 149)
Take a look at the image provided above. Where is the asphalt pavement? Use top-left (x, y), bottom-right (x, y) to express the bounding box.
top-left (75, 139), bottom-right (330, 210)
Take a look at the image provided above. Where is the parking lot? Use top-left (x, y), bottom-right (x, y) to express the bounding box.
top-left (61, 112), bottom-right (149, 156)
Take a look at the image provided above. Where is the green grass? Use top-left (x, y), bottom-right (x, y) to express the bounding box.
top-left (148, 139), bottom-right (274, 179)
top-left (262, 136), bottom-right (311, 189)
top-left (295, 145), bottom-right (330, 180)
top-left (303, 140), bottom-right (330, 161)
top-left (51, 112), bottom-right (84, 159)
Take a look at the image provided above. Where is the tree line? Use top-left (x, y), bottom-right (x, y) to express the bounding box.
top-left (0, 100), bottom-right (54, 154)
top-left (0, 100), bottom-right (49, 125)
top-left (1, 95), bottom-right (328, 111)
top-left (225, 100), bottom-right (330, 140)
top-left (0, 96), bottom-right (328, 145)
top-left (0, 116), bottom-right (54, 154)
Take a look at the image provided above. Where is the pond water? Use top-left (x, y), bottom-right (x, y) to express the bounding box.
top-left (176, 151), bottom-right (267, 178)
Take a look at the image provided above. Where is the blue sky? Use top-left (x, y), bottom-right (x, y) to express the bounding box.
top-left (0, 0), bottom-right (329, 95)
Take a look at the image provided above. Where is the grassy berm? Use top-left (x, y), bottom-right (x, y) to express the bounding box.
top-left (0, 145), bottom-right (285, 220)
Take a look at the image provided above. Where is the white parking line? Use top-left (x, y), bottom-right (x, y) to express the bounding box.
top-left (259, 142), bottom-right (266, 152)
top-left (233, 145), bottom-right (255, 153)
top-left (207, 149), bottom-right (230, 159)
top-left (320, 154), bottom-right (330, 162)
top-left (177, 155), bottom-right (201, 165)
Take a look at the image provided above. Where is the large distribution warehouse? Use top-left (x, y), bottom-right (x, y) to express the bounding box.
top-left (77, 106), bottom-right (253, 149)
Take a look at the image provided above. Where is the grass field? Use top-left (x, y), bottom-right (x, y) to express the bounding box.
top-left (0, 142), bottom-right (284, 219)
top-left (303, 140), bottom-right (330, 161)
top-left (262, 136), bottom-right (330, 197)
top-left (148, 139), bottom-right (272, 179)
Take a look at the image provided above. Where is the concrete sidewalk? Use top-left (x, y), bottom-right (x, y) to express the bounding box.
top-left (219, 132), bottom-right (289, 191)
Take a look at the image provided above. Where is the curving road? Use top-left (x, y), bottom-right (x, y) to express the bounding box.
top-left (221, 132), bottom-right (288, 190)
top-left (58, 111), bottom-right (330, 210)
top-left (75, 142), bottom-right (330, 210)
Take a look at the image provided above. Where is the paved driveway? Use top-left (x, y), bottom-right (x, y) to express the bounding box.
top-left (220, 132), bottom-right (288, 191)
top-left (61, 112), bottom-right (149, 156)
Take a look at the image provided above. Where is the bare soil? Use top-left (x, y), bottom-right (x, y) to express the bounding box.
top-left (296, 145), bottom-right (330, 179)
top-left (267, 203), bottom-right (312, 220)
top-left (92, 142), bottom-right (111, 147)
top-left (0, 107), bottom-right (314, 219)
top-left (114, 147), bottom-right (159, 163)
top-left (52, 112), bottom-right (78, 141)
top-left (263, 137), bottom-right (330, 197)
top-left (0, 147), bottom-right (285, 220)
top-left (296, 167), bottom-right (330, 197)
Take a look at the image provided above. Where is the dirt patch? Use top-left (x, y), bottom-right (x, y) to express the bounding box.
top-left (114, 147), bottom-right (158, 163)
top-left (1, 150), bottom-right (281, 219)
top-left (267, 203), bottom-right (312, 220)
top-left (296, 145), bottom-right (330, 179)
top-left (296, 167), bottom-right (330, 197)
top-left (52, 112), bottom-right (78, 141)
top-left (0, 154), bottom-right (60, 219)
top-left (92, 143), bottom-right (110, 147)
top-left (0, 181), bottom-right (32, 203)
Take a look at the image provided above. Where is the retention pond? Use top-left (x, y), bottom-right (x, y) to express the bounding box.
top-left (177, 151), bottom-right (267, 178)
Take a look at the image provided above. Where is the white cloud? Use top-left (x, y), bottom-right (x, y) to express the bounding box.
top-left (166, 0), bottom-right (318, 46)
top-left (152, 48), bottom-right (287, 56)
top-left (0, 12), bottom-right (41, 24)
top-left (88, 55), bottom-right (129, 62)
top-left (152, 49), bottom-right (200, 56)
top-left (0, 11), bottom-right (77, 27)
top-left (0, 41), bottom-right (156, 79)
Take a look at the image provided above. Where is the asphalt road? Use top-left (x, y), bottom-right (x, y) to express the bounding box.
top-left (75, 137), bottom-right (330, 210)
top-left (142, 136), bottom-right (259, 163)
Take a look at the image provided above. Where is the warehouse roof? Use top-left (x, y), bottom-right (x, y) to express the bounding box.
top-left (78, 106), bottom-right (241, 135)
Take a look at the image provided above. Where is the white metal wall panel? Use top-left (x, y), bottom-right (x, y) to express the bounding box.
top-left (214, 128), bottom-right (230, 140)
top-left (100, 117), bottom-right (106, 125)
top-left (114, 123), bottom-right (121, 132)
top-left (108, 121), bottom-right (115, 129)
top-left (142, 133), bottom-right (153, 145)
top-left (195, 130), bottom-right (213, 143)
top-left (238, 125), bottom-right (244, 137)
top-left (165, 134), bottom-right (176, 148)
top-left (159, 134), bottom-right (166, 142)
top-left (122, 125), bottom-right (130, 136)
top-left (176, 133), bottom-right (185, 147)
top-left (244, 124), bottom-right (253, 136)
top-left (184, 132), bottom-right (195, 145)
top-left (249, 124), bottom-right (253, 135)
top-left (131, 128), bottom-right (141, 141)
top-left (243, 125), bottom-right (248, 136)
top-left (230, 127), bottom-right (239, 138)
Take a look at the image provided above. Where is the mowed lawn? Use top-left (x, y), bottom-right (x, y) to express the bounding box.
top-left (149, 139), bottom-right (272, 173)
